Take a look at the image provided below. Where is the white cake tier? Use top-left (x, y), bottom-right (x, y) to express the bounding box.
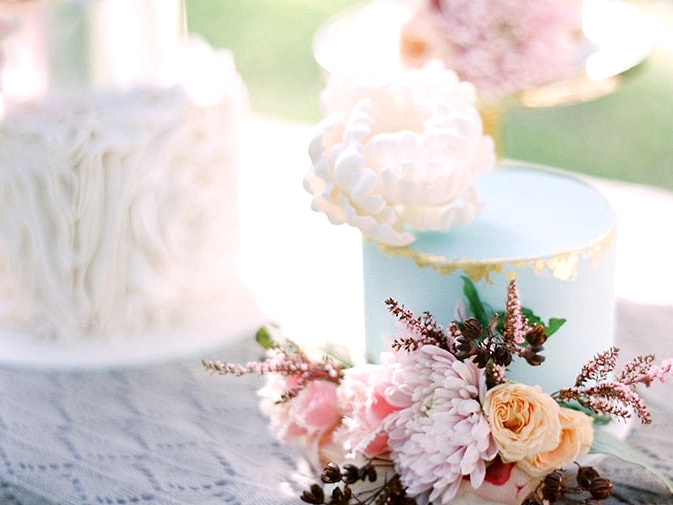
top-left (363, 162), bottom-right (616, 393)
top-left (0, 40), bottom-right (262, 365)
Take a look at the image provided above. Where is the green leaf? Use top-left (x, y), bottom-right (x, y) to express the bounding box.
top-left (556, 401), bottom-right (611, 425)
top-left (545, 317), bottom-right (566, 336)
top-left (461, 277), bottom-right (490, 328)
top-left (322, 342), bottom-right (354, 369)
top-left (521, 308), bottom-right (543, 326)
top-left (255, 326), bottom-right (276, 350)
top-left (520, 308), bottom-right (565, 336)
top-left (496, 312), bottom-right (506, 332)
top-left (591, 426), bottom-right (673, 494)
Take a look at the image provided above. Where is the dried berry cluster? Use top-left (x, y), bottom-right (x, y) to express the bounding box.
top-left (524, 465), bottom-right (613, 504)
top-left (451, 314), bottom-right (549, 387)
top-left (388, 279), bottom-right (557, 387)
top-left (455, 317), bottom-right (548, 367)
top-left (301, 460), bottom-right (413, 505)
top-left (302, 462), bottom-right (613, 505)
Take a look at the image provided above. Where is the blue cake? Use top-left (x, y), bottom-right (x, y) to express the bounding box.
top-left (362, 162), bottom-right (616, 393)
top-left (304, 63), bottom-right (616, 394)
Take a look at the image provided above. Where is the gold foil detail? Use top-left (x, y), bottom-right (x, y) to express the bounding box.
top-left (373, 224), bottom-right (616, 284)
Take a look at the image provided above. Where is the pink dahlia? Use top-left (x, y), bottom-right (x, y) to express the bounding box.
top-left (400, 0), bottom-right (583, 98)
top-left (384, 345), bottom-right (497, 504)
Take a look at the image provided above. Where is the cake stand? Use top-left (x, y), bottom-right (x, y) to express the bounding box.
top-left (313, 0), bottom-right (653, 138)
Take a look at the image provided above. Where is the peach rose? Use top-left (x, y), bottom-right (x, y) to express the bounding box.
top-left (519, 407), bottom-right (594, 476)
top-left (483, 383), bottom-right (562, 463)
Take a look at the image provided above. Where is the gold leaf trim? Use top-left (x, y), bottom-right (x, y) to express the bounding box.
top-left (370, 225), bottom-right (616, 284)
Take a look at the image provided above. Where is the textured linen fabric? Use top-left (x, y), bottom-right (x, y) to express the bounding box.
top-left (0, 339), bottom-right (307, 505)
top-left (1, 300), bottom-right (673, 505)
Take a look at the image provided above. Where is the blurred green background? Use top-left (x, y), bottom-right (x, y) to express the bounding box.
top-left (185, 0), bottom-right (673, 190)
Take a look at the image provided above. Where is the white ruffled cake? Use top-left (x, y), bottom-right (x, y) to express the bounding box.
top-left (0, 0), bottom-right (261, 365)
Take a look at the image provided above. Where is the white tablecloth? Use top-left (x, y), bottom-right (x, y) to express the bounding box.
top-left (1, 117), bottom-right (673, 505)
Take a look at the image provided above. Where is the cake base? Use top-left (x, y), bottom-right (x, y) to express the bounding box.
top-left (0, 287), bottom-right (265, 369)
top-left (363, 162), bottom-right (616, 393)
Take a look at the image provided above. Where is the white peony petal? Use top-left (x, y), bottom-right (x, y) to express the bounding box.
top-left (343, 104), bottom-right (375, 145)
top-left (333, 149), bottom-right (385, 215)
top-left (308, 112), bottom-right (346, 162)
top-left (304, 61), bottom-right (496, 246)
top-left (310, 195), bottom-right (347, 225)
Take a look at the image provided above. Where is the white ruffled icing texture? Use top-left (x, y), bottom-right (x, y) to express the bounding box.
top-left (0, 40), bottom-right (249, 342)
top-left (304, 62), bottom-right (496, 246)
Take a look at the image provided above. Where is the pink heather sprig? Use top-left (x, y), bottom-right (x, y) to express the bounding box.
top-left (500, 280), bottom-right (549, 367)
top-left (503, 280), bottom-right (527, 345)
top-left (577, 346), bottom-right (619, 384)
top-left (203, 341), bottom-right (342, 403)
top-left (386, 298), bottom-right (451, 352)
top-left (388, 281), bottom-right (550, 389)
top-left (561, 382), bottom-right (648, 422)
top-left (489, 363), bottom-right (507, 386)
top-left (617, 355), bottom-right (673, 387)
top-left (452, 280), bottom-right (549, 388)
top-left (555, 347), bottom-right (673, 424)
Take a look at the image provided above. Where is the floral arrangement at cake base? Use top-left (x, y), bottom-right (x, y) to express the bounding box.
top-left (204, 279), bottom-right (673, 505)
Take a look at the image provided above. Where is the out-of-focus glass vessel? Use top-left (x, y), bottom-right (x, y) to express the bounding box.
top-left (0, 0), bottom-right (186, 104)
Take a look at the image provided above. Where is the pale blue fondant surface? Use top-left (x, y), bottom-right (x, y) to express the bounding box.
top-left (411, 162), bottom-right (616, 260)
top-left (362, 163), bottom-right (617, 393)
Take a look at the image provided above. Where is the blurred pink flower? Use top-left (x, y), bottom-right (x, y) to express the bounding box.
top-left (336, 354), bottom-right (402, 458)
top-left (400, 0), bottom-right (583, 98)
top-left (384, 345), bottom-right (497, 504)
top-left (259, 375), bottom-right (342, 469)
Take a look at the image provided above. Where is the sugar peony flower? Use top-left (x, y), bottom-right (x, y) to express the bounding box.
top-left (482, 383), bottom-right (562, 464)
top-left (519, 407), bottom-right (594, 476)
top-left (304, 61), bottom-right (496, 246)
top-left (336, 356), bottom-right (401, 458)
top-left (258, 375), bottom-right (342, 469)
top-left (400, 0), bottom-right (583, 98)
top-left (384, 345), bottom-right (497, 504)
